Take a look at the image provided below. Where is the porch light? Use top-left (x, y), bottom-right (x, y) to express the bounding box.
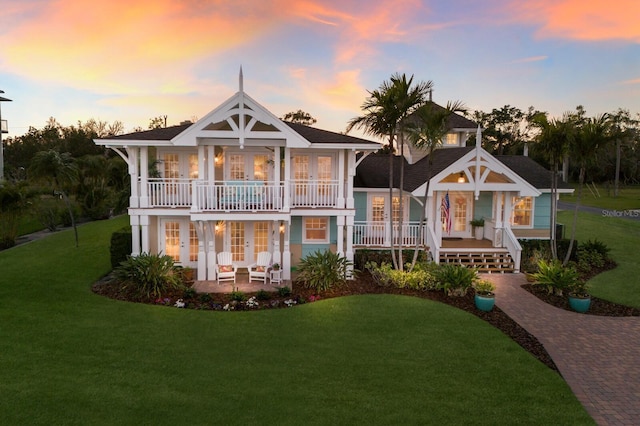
top-left (457, 172), bottom-right (465, 183)
top-left (280, 223), bottom-right (285, 234)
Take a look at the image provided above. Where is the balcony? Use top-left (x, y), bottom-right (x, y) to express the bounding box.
top-left (143, 179), bottom-right (342, 211)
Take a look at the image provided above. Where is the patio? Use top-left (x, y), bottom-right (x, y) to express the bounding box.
top-left (192, 272), bottom-right (292, 293)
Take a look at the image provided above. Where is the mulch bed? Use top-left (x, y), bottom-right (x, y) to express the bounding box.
top-left (522, 284), bottom-right (640, 316)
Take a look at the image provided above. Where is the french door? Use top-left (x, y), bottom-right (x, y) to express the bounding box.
top-left (441, 191), bottom-right (472, 238)
top-left (226, 152), bottom-right (270, 181)
top-left (160, 219), bottom-right (198, 267)
top-left (292, 154), bottom-right (334, 205)
top-left (227, 221), bottom-right (270, 266)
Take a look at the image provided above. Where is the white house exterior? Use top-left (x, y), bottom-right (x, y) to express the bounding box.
top-left (96, 77), bottom-right (571, 278)
top-left (95, 78), bottom-right (379, 281)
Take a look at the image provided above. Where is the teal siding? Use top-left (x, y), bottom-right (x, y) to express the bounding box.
top-left (533, 194), bottom-right (551, 229)
top-left (290, 217), bottom-right (302, 244)
top-left (409, 198), bottom-right (422, 222)
top-left (474, 192), bottom-right (493, 221)
top-left (290, 216), bottom-right (337, 243)
top-left (354, 192), bottom-right (367, 221)
top-left (301, 244), bottom-right (331, 258)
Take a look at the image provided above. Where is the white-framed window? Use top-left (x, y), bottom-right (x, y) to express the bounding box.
top-left (303, 217), bottom-right (329, 243)
top-left (445, 133), bottom-right (458, 146)
top-left (511, 196), bottom-right (533, 227)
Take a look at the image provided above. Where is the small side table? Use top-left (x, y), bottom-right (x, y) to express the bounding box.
top-left (270, 269), bottom-right (282, 285)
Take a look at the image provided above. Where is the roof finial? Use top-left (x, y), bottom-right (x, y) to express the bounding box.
top-left (239, 66), bottom-right (244, 92)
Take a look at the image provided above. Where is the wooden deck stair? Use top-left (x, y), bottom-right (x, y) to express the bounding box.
top-left (439, 250), bottom-right (515, 273)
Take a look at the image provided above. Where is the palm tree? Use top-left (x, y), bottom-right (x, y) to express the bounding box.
top-left (29, 150), bottom-right (79, 247)
top-left (530, 113), bottom-right (575, 260)
top-left (563, 114), bottom-right (610, 265)
top-left (405, 101), bottom-right (466, 271)
top-left (347, 73), bottom-right (431, 269)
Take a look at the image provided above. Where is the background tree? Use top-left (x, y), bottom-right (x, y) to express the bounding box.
top-left (470, 105), bottom-right (542, 155)
top-left (29, 150), bottom-right (79, 247)
top-left (281, 110), bottom-right (317, 126)
top-left (149, 116), bottom-right (167, 129)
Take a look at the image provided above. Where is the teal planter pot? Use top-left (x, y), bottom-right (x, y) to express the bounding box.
top-left (569, 294), bottom-right (591, 313)
top-left (474, 293), bottom-right (495, 312)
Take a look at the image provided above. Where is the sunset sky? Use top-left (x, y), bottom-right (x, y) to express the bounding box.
top-left (1, 0), bottom-right (638, 139)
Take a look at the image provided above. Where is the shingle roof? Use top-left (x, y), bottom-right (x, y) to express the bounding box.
top-left (495, 155), bottom-right (572, 190)
top-left (356, 149), bottom-right (567, 191)
top-left (283, 122), bottom-right (380, 145)
top-left (355, 147), bottom-right (474, 191)
top-left (109, 124), bottom-right (191, 140)
top-left (104, 121), bottom-right (380, 147)
top-left (405, 101), bottom-right (477, 130)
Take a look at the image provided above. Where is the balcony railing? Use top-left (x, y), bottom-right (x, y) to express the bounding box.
top-left (148, 178), bottom-right (192, 207)
top-left (144, 179), bottom-right (342, 211)
top-left (353, 222), bottom-right (428, 247)
top-left (290, 180), bottom-right (339, 208)
top-left (193, 180), bottom-right (283, 212)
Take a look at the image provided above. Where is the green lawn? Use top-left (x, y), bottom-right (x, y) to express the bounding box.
top-left (561, 184), bottom-right (640, 210)
top-left (0, 217), bottom-right (592, 425)
top-left (559, 210), bottom-right (640, 308)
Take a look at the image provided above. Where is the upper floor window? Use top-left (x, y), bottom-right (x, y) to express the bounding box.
top-left (511, 196), bottom-right (533, 227)
top-left (303, 217), bottom-right (329, 243)
top-left (445, 133), bottom-right (458, 146)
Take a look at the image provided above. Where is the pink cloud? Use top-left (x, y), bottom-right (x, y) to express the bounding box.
top-left (508, 0), bottom-right (640, 42)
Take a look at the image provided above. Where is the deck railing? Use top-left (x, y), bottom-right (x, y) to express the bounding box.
top-left (503, 227), bottom-right (522, 273)
top-left (353, 222), bottom-right (427, 248)
top-left (193, 180), bottom-right (283, 212)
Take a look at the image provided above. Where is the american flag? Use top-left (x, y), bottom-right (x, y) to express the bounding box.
top-left (441, 191), bottom-right (451, 235)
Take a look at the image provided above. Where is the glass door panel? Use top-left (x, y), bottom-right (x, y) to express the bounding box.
top-left (230, 222), bottom-right (245, 263)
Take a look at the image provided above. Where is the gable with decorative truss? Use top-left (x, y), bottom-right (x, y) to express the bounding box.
top-left (413, 147), bottom-right (540, 198)
top-left (171, 89), bottom-right (310, 149)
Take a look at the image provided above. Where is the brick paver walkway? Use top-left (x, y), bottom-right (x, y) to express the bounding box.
top-left (487, 274), bottom-right (640, 426)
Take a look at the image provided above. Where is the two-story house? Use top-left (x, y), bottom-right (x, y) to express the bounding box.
top-left (95, 76), bottom-right (379, 281)
top-left (96, 76), bottom-right (571, 280)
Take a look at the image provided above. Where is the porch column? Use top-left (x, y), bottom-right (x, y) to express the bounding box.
top-left (140, 146), bottom-right (149, 207)
top-left (337, 150), bottom-right (345, 208)
top-left (127, 147), bottom-right (139, 208)
top-left (346, 150), bottom-right (355, 209)
top-left (272, 220), bottom-right (281, 265)
top-left (195, 221), bottom-right (207, 281)
top-left (435, 192), bottom-right (443, 243)
top-left (206, 222), bottom-right (217, 280)
top-left (282, 220), bottom-right (291, 280)
top-left (345, 216), bottom-right (354, 279)
top-left (493, 192), bottom-right (504, 247)
top-left (207, 146), bottom-right (215, 183)
top-left (140, 215), bottom-right (150, 254)
top-left (336, 215), bottom-right (345, 256)
top-left (130, 215), bottom-right (141, 256)
top-left (283, 147), bottom-right (291, 211)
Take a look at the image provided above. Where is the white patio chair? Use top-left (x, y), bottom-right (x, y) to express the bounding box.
top-left (216, 252), bottom-right (238, 284)
top-left (248, 251), bottom-right (272, 284)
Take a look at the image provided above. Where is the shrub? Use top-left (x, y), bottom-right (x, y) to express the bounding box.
top-left (532, 259), bottom-right (579, 296)
top-left (276, 286), bottom-right (291, 297)
top-left (296, 250), bottom-right (353, 292)
top-left (435, 264), bottom-right (478, 297)
top-left (114, 252), bottom-right (183, 299)
top-left (256, 289), bottom-right (271, 300)
top-left (579, 239), bottom-right (610, 258)
top-left (34, 196), bottom-right (65, 232)
top-left (354, 249), bottom-right (429, 270)
top-left (110, 227), bottom-right (132, 268)
top-left (230, 289), bottom-right (246, 302)
top-left (198, 293), bottom-right (212, 303)
top-left (474, 279), bottom-right (495, 296)
top-left (365, 261), bottom-right (438, 291)
top-left (520, 240), bottom-right (552, 273)
top-left (183, 286), bottom-right (197, 299)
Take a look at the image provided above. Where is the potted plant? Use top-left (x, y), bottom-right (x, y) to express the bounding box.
top-left (271, 263), bottom-right (280, 271)
top-left (568, 280), bottom-right (591, 313)
top-left (473, 279), bottom-right (495, 311)
top-left (470, 218), bottom-right (484, 240)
